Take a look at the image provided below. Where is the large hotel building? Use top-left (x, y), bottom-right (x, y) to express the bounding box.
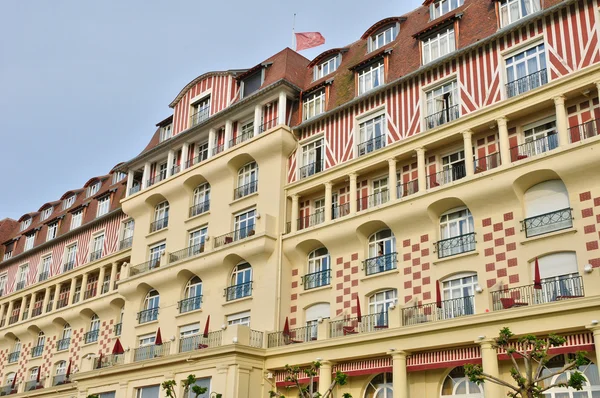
top-left (1, 0), bottom-right (600, 397)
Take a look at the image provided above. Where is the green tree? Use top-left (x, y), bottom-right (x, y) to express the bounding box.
top-left (162, 374), bottom-right (209, 398)
top-left (269, 361), bottom-right (352, 398)
top-left (464, 327), bottom-right (590, 398)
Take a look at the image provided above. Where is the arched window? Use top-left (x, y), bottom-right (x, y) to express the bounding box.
top-left (180, 276), bottom-right (203, 313)
top-left (191, 183), bottom-right (211, 216)
top-left (368, 290), bottom-right (397, 328)
top-left (140, 290), bottom-right (160, 324)
top-left (8, 339), bottom-right (20, 363)
top-left (441, 367), bottom-right (483, 398)
top-left (236, 162), bottom-right (258, 198)
top-left (152, 201), bottom-right (169, 232)
top-left (364, 372), bottom-right (393, 398)
top-left (5, 372), bottom-right (15, 387)
top-left (13, 338), bottom-right (21, 353)
top-left (85, 314), bottom-right (100, 344)
top-left (305, 303), bottom-right (330, 341)
top-left (438, 208), bottom-right (475, 258)
top-left (523, 180), bottom-right (572, 237)
top-left (540, 355), bottom-right (600, 398)
top-left (442, 273), bottom-right (477, 318)
top-left (33, 332), bottom-right (44, 357)
top-left (530, 252), bottom-right (582, 303)
top-left (227, 263), bottom-right (252, 301)
top-left (54, 361), bottom-right (67, 386)
top-left (367, 229), bottom-right (397, 275)
top-left (27, 367), bottom-right (40, 390)
top-left (305, 248), bottom-right (330, 289)
top-left (58, 324), bottom-right (71, 351)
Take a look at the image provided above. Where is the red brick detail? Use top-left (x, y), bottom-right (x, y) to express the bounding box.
top-left (351, 279), bottom-right (359, 286)
top-left (580, 192), bottom-right (592, 202)
top-left (582, 208), bottom-right (594, 218)
top-left (343, 287), bottom-right (351, 295)
top-left (423, 276), bottom-right (431, 285)
top-left (482, 218), bottom-right (492, 227)
top-left (336, 283), bottom-right (343, 290)
top-left (290, 306), bottom-right (297, 313)
top-left (336, 309), bottom-right (343, 316)
top-left (484, 248), bottom-right (494, 257)
top-left (351, 266), bottom-right (359, 274)
top-left (422, 262), bottom-right (430, 271)
top-left (483, 233), bottom-right (493, 242)
top-left (421, 248), bottom-right (429, 257)
top-left (291, 294), bottom-right (297, 300)
top-left (507, 258), bottom-right (518, 267)
top-left (403, 239), bottom-right (411, 247)
top-left (291, 269), bottom-right (299, 276)
top-left (351, 253), bottom-right (359, 261)
top-left (503, 212), bottom-right (514, 221)
top-left (291, 281), bottom-right (298, 288)
top-left (494, 238), bottom-right (505, 246)
top-left (584, 225), bottom-right (596, 234)
top-left (344, 274), bottom-right (351, 282)
top-left (485, 263), bottom-right (495, 272)
top-left (403, 253), bottom-right (411, 261)
top-left (404, 267), bottom-right (412, 275)
top-left (509, 274), bottom-right (520, 284)
top-left (505, 227), bottom-right (515, 237)
top-left (413, 286), bottom-right (422, 294)
top-left (590, 258), bottom-right (600, 268)
top-left (337, 257), bottom-right (344, 265)
top-left (497, 268), bottom-right (507, 277)
top-left (412, 244), bottom-right (420, 252)
top-left (487, 279), bottom-right (496, 288)
top-left (290, 318), bottom-right (297, 326)
top-left (405, 295), bottom-right (413, 303)
top-left (413, 271), bottom-right (421, 280)
top-left (336, 270), bottom-right (343, 278)
top-left (493, 222), bottom-right (503, 232)
top-left (496, 252), bottom-right (506, 262)
top-left (404, 281), bottom-right (412, 289)
top-left (421, 234), bottom-right (429, 243)
top-left (344, 301), bottom-right (351, 308)
top-left (344, 261), bottom-right (351, 269)
top-left (594, 197), bottom-right (600, 207)
top-left (586, 241), bottom-right (599, 251)
top-left (336, 295), bottom-right (343, 303)
top-left (506, 242), bottom-right (516, 251)
top-left (412, 257), bottom-right (421, 267)
top-left (351, 292), bottom-right (358, 299)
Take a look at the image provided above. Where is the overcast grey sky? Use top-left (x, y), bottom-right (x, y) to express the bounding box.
top-left (0, 0), bottom-right (422, 220)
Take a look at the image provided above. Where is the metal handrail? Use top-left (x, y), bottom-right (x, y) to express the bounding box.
top-left (178, 295), bottom-right (203, 313)
top-left (190, 107), bottom-right (211, 127)
top-left (149, 216), bottom-right (169, 233)
top-left (38, 271), bottom-right (49, 282)
top-left (8, 315), bottom-right (19, 325)
top-left (357, 136), bottom-right (386, 157)
top-left (137, 308), bottom-right (159, 324)
top-left (186, 152), bottom-right (208, 168)
top-left (189, 200), bottom-right (210, 217)
top-left (363, 252), bottom-right (398, 276)
top-left (129, 257), bottom-right (161, 277)
top-left (52, 374), bottom-right (69, 386)
top-left (93, 353), bottom-right (124, 369)
top-left (213, 226), bottom-right (256, 248)
top-left (397, 179), bottom-right (418, 199)
top-left (63, 260), bottom-right (75, 272)
top-left (169, 243), bottom-right (205, 263)
top-left (329, 312), bottom-right (389, 338)
top-left (233, 180), bottom-right (258, 199)
top-left (212, 143), bottom-right (225, 156)
top-left (259, 117), bottom-right (278, 133)
top-left (297, 211), bottom-right (325, 230)
top-left (31, 345), bottom-right (44, 358)
top-left (179, 331), bottom-right (222, 353)
top-left (357, 189), bottom-right (389, 211)
top-left (225, 281), bottom-right (253, 301)
top-left (569, 118), bottom-right (599, 143)
top-left (56, 338), bottom-right (70, 351)
top-left (268, 325), bottom-right (316, 348)
top-left (171, 164), bottom-right (181, 176)
top-left (426, 163), bottom-right (466, 188)
top-left (401, 295), bottom-right (476, 325)
top-left (425, 104), bottom-right (460, 130)
top-left (89, 249), bottom-right (103, 262)
top-left (16, 281), bottom-right (26, 291)
top-left (25, 380), bottom-right (42, 391)
top-left (83, 287), bottom-right (97, 300)
top-left (332, 203), bottom-right (350, 220)
top-left (434, 232), bottom-right (476, 259)
top-left (119, 237), bottom-right (133, 251)
top-left (510, 133), bottom-right (559, 161)
top-left (299, 160), bottom-right (324, 179)
top-left (506, 68), bottom-right (548, 98)
top-left (302, 269), bottom-right (331, 290)
top-left (7, 351), bottom-right (19, 363)
top-left (474, 152), bottom-right (501, 173)
top-left (133, 342), bottom-right (171, 362)
top-left (31, 306), bottom-right (43, 317)
top-left (521, 208), bottom-right (573, 238)
top-left (114, 322), bottom-right (122, 336)
top-left (129, 185), bottom-right (141, 195)
top-left (229, 130), bottom-right (254, 147)
top-left (250, 330), bottom-right (264, 348)
top-left (56, 297), bottom-right (69, 309)
top-left (146, 171), bottom-right (167, 187)
top-left (84, 330), bottom-right (99, 344)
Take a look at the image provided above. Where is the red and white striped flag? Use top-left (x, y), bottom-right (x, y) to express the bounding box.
top-left (295, 32), bottom-right (325, 51)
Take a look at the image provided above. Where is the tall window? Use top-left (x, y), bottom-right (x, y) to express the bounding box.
top-left (442, 273), bottom-right (477, 317)
top-left (519, 118), bottom-right (558, 158)
top-left (181, 276), bottom-right (203, 313)
top-left (55, 361), bottom-right (67, 385)
top-left (192, 97), bottom-right (211, 125)
top-left (315, 56), bottom-right (339, 80)
top-left (152, 202), bottom-right (169, 231)
top-left (227, 311), bottom-right (251, 326)
top-left (63, 195), bottom-right (76, 210)
top-left (90, 233), bottom-right (105, 261)
top-left (64, 244), bottom-right (77, 271)
top-left (140, 290), bottom-right (160, 323)
top-left (196, 141), bottom-right (209, 163)
top-left (369, 25), bottom-right (398, 52)
top-left (87, 182), bottom-right (101, 197)
top-left (40, 206), bottom-right (53, 221)
top-left (300, 138), bottom-right (324, 179)
top-left (39, 255), bottom-right (51, 281)
top-left (159, 124), bottom-right (172, 142)
top-left (191, 183), bottom-right (210, 216)
top-left (305, 248), bottom-right (330, 289)
top-left (358, 114), bottom-right (386, 156)
top-left (506, 43), bottom-right (547, 97)
top-left (47, 222), bottom-right (58, 241)
top-left (533, 252), bottom-right (582, 302)
top-left (97, 196), bottom-right (110, 217)
top-left (17, 264), bottom-right (28, 290)
top-left (305, 303), bottom-right (330, 340)
top-left (425, 80), bottom-right (459, 129)
top-left (113, 171), bottom-right (126, 184)
top-left (438, 208), bottom-right (475, 257)
top-left (149, 242), bottom-right (166, 269)
top-left (20, 218), bottom-right (31, 231)
top-left (366, 229), bottom-right (396, 275)
top-left (24, 233), bottom-right (35, 251)
top-left (70, 210), bottom-right (83, 230)
top-left (422, 27), bottom-right (456, 64)
top-left (499, 0), bottom-right (541, 27)
top-left (122, 219), bottom-right (134, 241)
top-left (57, 324), bottom-right (71, 350)
top-left (303, 90), bottom-right (325, 121)
top-left (523, 180), bottom-right (571, 237)
top-left (441, 367), bottom-right (483, 398)
top-left (234, 209), bottom-right (256, 240)
top-left (358, 61), bottom-right (384, 95)
top-left (430, 0), bottom-right (464, 20)
top-left (0, 274), bottom-right (7, 295)
top-left (188, 227), bottom-right (208, 257)
top-left (228, 263), bottom-right (252, 301)
top-left (32, 332), bottom-right (44, 357)
top-left (368, 290), bottom-right (397, 327)
top-left (135, 385), bottom-right (160, 398)
top-left (438, 150), bottom-right (466, 185)
top-left (371, 177), bottom-right (389, 207)
top-left (236, 162), bottom-right (258, 198)
top-left (364, 373), bottom-right (393, 398)
top-left (179, 323), bottom-right (200, 352)
top-left (241, 71), bottom-right (262, 98)
top-left (86, 314), bottom-right (100, 343)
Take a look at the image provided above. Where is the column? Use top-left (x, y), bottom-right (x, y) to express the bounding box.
top-left (98, 266), bottom-right (106, 295)
top-left (278, 91), bottom-right (287, 125)
top-left (290, 195), bottom-right (299, 233)
top-left (324, 182), bottom-right (333, 222)
top-left (181, 142), bottom-right (189, 170)
top-left (19, 296), bottom-right (27, 320)
top-left (126, 170), bottom-right (134, 197)
top-left (388, 159), bottom-right (398, 201)
top-left (254, 104), bottom-right (263, 136)
top-left (141, 162), bottom-right (151, 189)
top-left (52, 284), bottom-right (61, 311)
top-left (554, 95), bottom-right (569, 146)
top-left (109, 263), bottom-right (118, 292)
top-left (479, 339), bottom-right (501, 398)
top-left (81, 273), bottom-right (89, 300)
top-left (166, 149), bottom-right (175, 177)
top-left (318, 360), bottom-right (333, 396)
top-left (590, 327), bottom-right (600, 381)
top-left (69, 278), bottom-right (77, 305)
top-left (463, 131), bottom-right (475, 176)
top-left (416, 148), bottom-right (426, 192)
top-left (29, 292), bottom-right (37, 318)
top-left (390, 351), bottom-right (409, 398)
top-left (42, 287), bottom-right (51, 313)
top-left (0, 303), bottom-right (6, 324)
top-left (6, 301), bottom-right (14, 322)
top-left (207, 128), bottom-right (216, 158)
top-left (497, 117), bottom-right (510, 165)
top-left (349, 173), bottom-right (358, 214)
top-left (224, 119), bottom-right (233, 149)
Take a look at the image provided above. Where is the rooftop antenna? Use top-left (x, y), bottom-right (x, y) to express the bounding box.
top-left (292, 13), bottom-right (297, 50)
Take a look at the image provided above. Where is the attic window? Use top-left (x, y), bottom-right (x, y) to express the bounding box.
top-left (40, 207), bottom-right (53, 221)
top-left (63, 195), bottom-right (76, 210)
top-left (314, 55), bottom-right (340, 81)
top-left (87, 181), bottom-right (101, 198)
top-left (430, 0), bottom-right (464, 20)
top-left (241, 71), bottom-right (263, 99)
top-left (159, 124), bottom-right (173, 142)
top-left (20, 218), bottom-right (32, 232)
top-left (368, 24), bottom-right (398, 53)
top-left (422, 27), bottom-right (456, 64)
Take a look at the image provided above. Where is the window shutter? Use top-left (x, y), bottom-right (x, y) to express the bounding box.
top-left (532, 252), bottom-right (578, 279)
top-left (305, 303), bottom-right (330, 322)
top-left (524, 180), bottom-right (570, 217)
top-left (179, 323), bottom-right (200, 335)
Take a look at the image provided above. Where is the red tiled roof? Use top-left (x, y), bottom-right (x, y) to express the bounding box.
top-left (361, 17), bottom-right (407, 40)
top-left (307, 48), bottom-right (349, 68)
top-left (412, 12), bottom-right (462, 39)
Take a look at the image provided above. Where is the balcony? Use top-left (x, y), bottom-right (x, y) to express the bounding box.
top-left (268, 325), bottom-right (316, 348)
top-left (0, 385), bottom-right (15, 396)
top-left (229, 130), bottom-right (254, 147)
top-left (427, 163), bottom-right (466, 189)
top-left (7, 351), bottom-right (19, 363)
top-left (24, 381), bottom-right (42, 391)
top-left (357, 190), bottom-right (389, 211)
top-left (302, 269), bottom-right (331, 290)
top-left (146, 171), bottom-right (167, 188)
top-left (332, 203), bottom-right (350, 220)
top-left (179, 331), bottom-right (223, 353)
top-left (149, 216), bottom-right (168, 233)
top-left (510, 133), bottom-right (558, 162)
top-left (434, 233), bottom-right (476, 259)
top-left (425, 104), bottom-right (460, 130)
top-left (138, 308), bottom-right (159, 324)
top-left (31, 307), bottom-right (43, 318)
top-left (118, 236), bottom-right (133, 251)
top-left (212, 144), bottom-right (225, 156)
top-left (233, 180), bottom-right (258, 199)
top-left (357, 136), bottom-right (385, 157)
top-left (56, 297), bottom-right (69, 309)
top-left (171, 164), bottom-right (181, 176)
top-left (129, 185), bottom-right (141, 196)
top-left (213, 226), bottom-right (255, 248)
top-left (15, 281), bottom-right (25, 291)
top-left (56, 338), bottom-right (70, 351)
top-left (93, 353), bottom-right (124, 369)
top-left (363, 253), bottom-right (397, 276)
top-left (521, 208), bottom-right (573, 238)
top-left (401, 296), bottom-right (475, 325)
top-left (84, 330), bottom-right (99, 344)
top-left (186, 152), bottom-right (208, 168)
top-left (474, 152), bottom-right (501, 173)
top-left (101, 280), bottom-right (110, 294)
top-left (299, 161), bottom-right (324, 180)
top-left (8, 315), bottom-right (19, 325)
top-left (129, 258), bottom-right (161, 277)
top-left (178, 295), bottom-right (203, 313)
top-left (329, 312), bottom-right (388, 338)
top-left (89, 249), bottom-right (103, 262)
top-left (506, 69), bottom-right (548, 98)
top-left (170, 243), bottom-right (205, 263)
top-left (491, 275), bottom-right (584, 310)
top-left (225, 282), bottom-right (252, 302)
top-left (189, 199), bottom-right (210, 218)
top-left (114, 322), bottom-right (122, 336)
top-left (3, 251), bottom-right (12, 261)
top-left (190, 107), bottom-right (210, 127)
top-left (569, 118), bottom-right (599, 143)
top-left (84, 287), bottom-right (97, 300)
top-left (31, 345), bottom-right (43, 358)
top-left (46, 302), bottom-right (53, 313)
top-left (397, 180), bottom-right (418, 199)
top-left (297, 211), bottom-right (324, 230)
top-left (63, 261), bottom-right (75, 272)
top-left (133, 342), bottom-right (171, 362)
top-left (259, 117), bottom-right (278, 133)
top-left (38, 271), bottom-right (49, 282)
top-left (52, 374), bottom-right (69, 386)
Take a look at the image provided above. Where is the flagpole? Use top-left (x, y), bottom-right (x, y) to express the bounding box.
top-left (292, 13), bottom-right (296, 50)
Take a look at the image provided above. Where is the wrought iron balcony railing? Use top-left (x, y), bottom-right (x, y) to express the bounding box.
top-left (401, 296), bottom-right (476, 325)
top-left (332, 203), bottom-right (351, 220)
top-left (189, 200), bottom-right (210, 218)
top-left (212, 143), bottom-right (225, 156)
top-left (427, 163), bottom-right (466, 188)
top-left (137, 308), bottom-right (159, 324)
top-left (31, 345), bottom-right (44, 358)
top-left (357, 136), bottom-right (386, 157)
top-left (129, 258), bottom-right (161, 277)
top-left (233, 180), bottom-right (258, 199)
top-left (425, 104), bottom-right (460, 130)
top-left (56, 338), bottom-right (70, 351)
top-left (8, 315), bottom-right (19, 325)
top-left (397, 180), bottom-right (418, 199)
top-left (297, 211), bottom-right (325, 230)
top-left (510, 133), bottom-right (559, 161)
top-left (491, 275), bottom-right (584, 311)
top-left (24, 380), bottom-right (42, 391)
top-left (185, 152), bottom-right (208, 168)
top-left (357, 190), bottom-right (389, 211)
top-left (169, 243), bottom-right (205, 263)
top-left (213, 226), bottom-right (255, 248)
top-left (52, 374), bottom-right (69, 386)
top-left (149, 216), bottom-right (169, 233)
top-left (569, 118), bottom-right (599, 143)
top-left (38, 271), bottom-right (49, 282)
top-left (268, 325), bottom-right (316, 348)
top-left (521, 208), bottom-right (573, 238)
top-left (171, 164), bottom-right (181, 176)
top-left (225, 281), bottom-right (252, 301)
top-left (133, 342), bottom-right (171, 362)
top-left (302, 269), bottom-right (331, 290)
top-left (84, 330), bottom-right (99, 344)
top-left (89, 249), bottom-right (103, 262)
top-left (16, 281), bottom-right (25, 291)
top-left (259, 117), bottom-right (278, 133)
top-left (179, 331), bottom-right (223, 353)
top-left (474, 152), bottom-right (501, 173)
top-left (178, 295), bottom-right (203, 313)
top-left (93, 353), bottom-right (124, 369)
top-left (506, 69), bottom-right (548, 98)
top-left (434, 232), bottom-right (476, 259)
top-left (31, 306), bottom-right (43, 317)
top-left (114, 322), bottom-right (122, 336)
top-left (146, 171), bottom-right (167, 188)
top-left (46, 302), bottom-right (53, 313)
top-left (329, 312), bottom-right (389, 338)
top-left (63, 260), bottom-right (75, 272)
top-left (229, 130), bottom-right (254, 147)
top-left (190, 107), bottom-right (211, 127)
top-left (56, 297), bottom-right (69, 309)
top-left (7, 351), bottom-right (19, 363)
top-left (299, 161), bottom-right (324, 179)
top-left (363, 253), bottom-right (397, 276)
top-left (129, 185), bottom-right (141, 195)
top-left (119, 237), bottom-right (133, 250)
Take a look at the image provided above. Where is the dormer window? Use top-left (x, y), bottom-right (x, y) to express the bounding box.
top-left (112, 171), bottom-right (126, 184)
top-left (369, 25), bottom-right (398, 52)
top-left (159, 124), bottom-right (172, 142)
top-left (190, 97), bottom-right (210, 127)
top-left (422, 27), bottom-right (456, 64)
top-left (358, 61), bottom-right (385, 95)
top-left (63, 195), bottom-right (76, 210)
top-left (40, 207), bottom-right (53, 221)
top-left (87, 182), bottom-right (101, 198)
top-left (499, 0), bottom-right (541, 28)
top-left (303, 90), bottom-right (325, 121)
top-left (241, 71), bottom-right (263, 99)
top-left (20, 218), bottom-right (32, 231)
top-left (430, 0), bottom-right (464, 20)
top-left (314, 56), bottom-right (340, 80)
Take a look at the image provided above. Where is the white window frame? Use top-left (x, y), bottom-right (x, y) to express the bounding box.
top-left (138, 333), bottom-right (156, 347)
top-left (154, 201), bottom-right (169, 222)
top-left (504, 41), bottom-right (547, 98)
top-left (441, 272), bottom-right (478, 317)
top-left (358, 61), bottom-right (385, 95)
top-left (424, 78), bottom-right (459, 130)
top-left (237, 162), bottom-right (258, 188)
top-left (189, 227), bottom-right (208, 250)
top-left (315, 56), bottom-right (339, 80)
top-left (70, 210), bottom-right (83, 230)
top-left (122, 219), bottom-right (135, 240)
top-left (422, 27), bottom-right (456, 64)
top-left (87, 182), bottom-right (101, 198)
top-left (430, 0), bottom-right (464, 20)
top-left (369, 25), bottom-right (398, 52)
top-left (368, 289), bottom-right (397, 327)
top-left (303, 90), bottom-right (325, 121)
top-left (196, 141), bottom-right (209, 163)
top-left (20, 218), bottom-right (31, 232)
top-left (40, 207), bottom-right (53, 221)
top-left (64, 244), bottom-right (78, 270)
top-left (357, 111), bottom-right (387, 156)
top-left (90, 233), bottom-right (105, 259)
top-left (159, 124), bottom-right (173, 142)
top-left (193, 184), bottom-right (210, 208)
top-left (46, 221), bottom-right (58, 241)
top-left (112, 171), bottom-right (126, 184)
top-left (234, 209), bottom-right (256, 239)
top-left (191, 96), bottom-right (211, 125)
top-left (17, 264), bottom-right (28, 285)
top-left (63, 195), bottom-right (76, 210)
top-left (143, 290), bottom-right (160, 311)
top-left (40, 255), bottom-right (52, 278)
top-left (227, 311), bottom-right (251, 326)
top-left (0, 274), bottom-right (7, 294)
top-left (24, 233), bottom-right (35, 251)
top-left (499, 0), bottom-right (541, 28)
top-left (96, 196), bottom-right (110, 217)
top-left (148, 242), bottom-right (166, 268)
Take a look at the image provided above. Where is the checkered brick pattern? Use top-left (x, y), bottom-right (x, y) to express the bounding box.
top-left (68, 328), bottom-right (84, 372)
top-left (335, 252), bottom-right (360, 317)
top-left (402, 234), bottom-right (432, 304)
top-left (0, 348), bottom-right (8, 379)
top-left (580, 191), bottom-right (600, 267)
top-left (17, 342), bottom-right (31, 380)
top-left (41, 336), bottom-right (56, 377)
top-left (480, 212), bottom-right (519, 289)
top-left (98, 319), bottom-right (115, 355)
